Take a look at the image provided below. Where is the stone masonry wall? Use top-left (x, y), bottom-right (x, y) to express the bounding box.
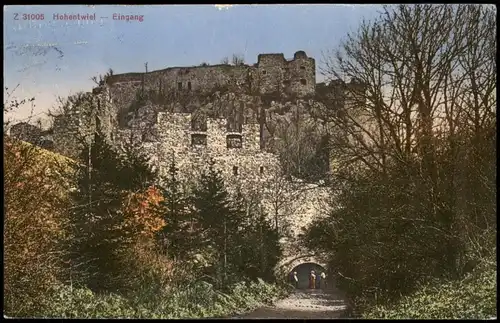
top-left (104, 51), bottom-right (316, 118)
top-left (116, 110), bottom-right (331, 242)
top-left (151, 111), bottom-right (280, 190)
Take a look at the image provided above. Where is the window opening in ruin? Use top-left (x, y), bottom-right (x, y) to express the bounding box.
top-left (191, 115), bottom-right (208, 131)
top-left (233, 166), bottom-right (239, 176)
top-left (260, 166), bottom-right (264, 174)
top-left (300, 79), bottom-right (307, 85)
top-left (178, 82), bottom-right (182, 90)
top-left (300, 66), bottom-right (306, 70)
top-left (262, 70), bottom-right (267, 75)
top-left (188, 81), bottom-right (192, 90)
top-left (227, 134), bottom-right (243, 148)
top-left (191, 134), bottom-right (207, 146)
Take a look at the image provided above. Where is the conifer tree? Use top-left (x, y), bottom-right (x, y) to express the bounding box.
top-left (237, 205), bottom-right (282, 282)
top-left (66, 122), bottom-right (158, 293)
top-left (67, 127), bottom-right (125, 292)
top-left (119, 140), bottom-right (158, 191)
top-left (156, 154), bottom-right (191, 260)
top-left (191, 159), bottom-right (245, 288)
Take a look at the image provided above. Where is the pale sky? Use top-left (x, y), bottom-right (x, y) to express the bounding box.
top-left (3, 4), bottom-right (383, 126)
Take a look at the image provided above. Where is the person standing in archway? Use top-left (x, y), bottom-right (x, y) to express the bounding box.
top-left (292, 271), bottom-right (298, 289)
top-left (309, 270), bottom-right (316, 289)
top-left (320, 271), bottom-right (327, 290)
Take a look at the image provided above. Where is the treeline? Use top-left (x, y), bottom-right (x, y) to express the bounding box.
top-left (4, 115), bottom-right (285, 317)
top-left (303, 4), bottom-right (496, 319)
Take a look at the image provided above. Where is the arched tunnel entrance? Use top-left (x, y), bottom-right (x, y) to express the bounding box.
top-left (289, 262), bottom-right (327, 290)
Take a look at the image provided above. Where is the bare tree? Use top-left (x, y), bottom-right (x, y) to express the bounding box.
top-left (91, 68), bottom-right (114, 86)
top-left (262, 167), bottom-right (321, 237)
top-left (266, 110), bottom-right (329, 182)
top-left (232, 54), bottom-right (245, 66)
top-left (3, 84), bottom-right (36, 134)
top-left (321, 4), bottom-right (496, 186)
top-left (313, 4), bottom-right (496, 296)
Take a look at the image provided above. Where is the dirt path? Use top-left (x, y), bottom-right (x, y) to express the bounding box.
top-left (232, 289), bottom-right (348, 319)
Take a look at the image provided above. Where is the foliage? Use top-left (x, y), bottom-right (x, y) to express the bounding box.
top-left (236, 207), bottom-right (282, 282)
top-left (40, 283), bottom-right (136, 319)
top-left (191, 159), bottom-right (248, 289)
top-left (5, 71), bottom-right (291, 319)
top-left (65, 126), bottom-right (158, 293)
top-left (114, 236), bottom-right (177, 296)
top-left (271, 112), bottom-right (331, 182)
top-left (232, 54), bottom-right (245, 66)
top-left (39, 279), bottom-right (288, 319)
top-left (3, 85), bottom-right (36, 131)
top-left (119, 142), bottom-right (159, 190)
top-left (91, 68), bottom-right (114, 86)
top-left (65, 129), bottom-right (127, 292)
top-left (305, 3), bottom-right (497, 315)
top-left (4, 137), bottom-right (74, 317)
top-left (156, 155), bottom-right (192, 260)
top-left (363, 259), bottom-right (497, 319)
top-left (121, 186), bottom-right (166, 239)
top-left (47, 91), bottom-right (98, 159)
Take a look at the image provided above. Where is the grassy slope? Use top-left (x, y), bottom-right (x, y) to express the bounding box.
top-left (15, 139), bottom-right (76, 167)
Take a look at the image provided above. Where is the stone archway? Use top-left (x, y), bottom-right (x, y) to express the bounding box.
top-left (291, 262), bottom-right (327, 289)
top-left (274, 254), bottom-right (328, 283)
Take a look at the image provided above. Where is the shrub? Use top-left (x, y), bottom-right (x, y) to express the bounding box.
top-left (115, 186), bottom-right (172, 293)
top-left (41, 284), bottom-right (136, 319)
top-left (37, 279), bottom-right (289, 319)
top-left (363, 259), bottom-right (497, 319)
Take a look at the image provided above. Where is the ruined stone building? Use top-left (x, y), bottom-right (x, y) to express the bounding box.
top-left (105, 50), bottom-right (316, 107)
top-left (12, 51), bottom-right (365, 172)
top-left (125, 111), bottom-right (282, 191)
top-left (120, 110), bottom-right (331, 245)
top-left (9, 122), bottom-right (43, 143)
top-left (7, 52), bottom-right (363, 238)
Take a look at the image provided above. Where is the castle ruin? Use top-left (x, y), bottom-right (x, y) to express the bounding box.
top-left (123, 111), bottom-right (282, 191)
top-left (105, 50), bottom-right (316, 107)
top-left (8, 52), bottom-right (360, 236)
top-left (127, 110), bottom-right (331, 244)
top-left (9, 50), bottom-right (356, 264)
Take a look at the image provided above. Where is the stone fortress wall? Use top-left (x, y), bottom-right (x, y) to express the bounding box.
top-left (115, 109), bottom-right (331, 244)
top-left (106, 50), bottom-right (315, 97)
top-left (103, 51), bottom-right (316, 123)
top-left (153, 111), bottom-right (279, 184)
top-left (11, 50), bottom-right (343, 240)
top-left (15, 50), bottom-right (365, 162)
top-left (104, 50), bottom-right (317, 190)
top-left (117, 111), bottom-right (281, 192)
